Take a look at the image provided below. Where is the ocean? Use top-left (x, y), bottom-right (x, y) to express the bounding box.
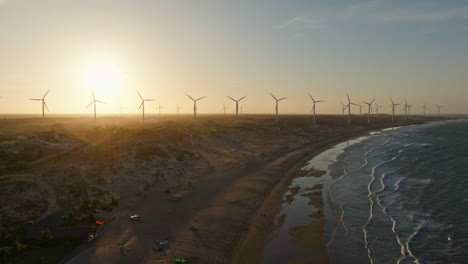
top-left (263, 120), bottom-right (468, 264)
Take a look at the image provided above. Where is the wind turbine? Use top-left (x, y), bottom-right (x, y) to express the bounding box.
top-left (176, 104), bottom-right (182, 116)
top-left (363, 98), bottom-right (376, 124)
top-left (186, 94), bottom-right (206, 122)
top-left (29, 90), bottom-right (50, 119)
top-left (358, 102), bottom-right (364, 116)
top-left (340, 102), bottom-right (347, 116)
top-left (136, 90), bottom-right (155, 122)
top-left (436, 104), bottom-right (443, 120)
top-left (403, 98), bottom-right (409, 121)
top-left (85, 90), bottom-right (106, 122)
top-left (389, 97), bottom-right (400, 123)
top-left (222, 104), bottom-right (228, 115)
top-left (227, 96), bottom-right (246, 119)
top-left (308, 93), bottom-right (324, 124)
top-left (270, 93), bottom-right (287, 124)
top-left (421, 104), bottom-right (427, 116)
top-left (346, 93), bottom-right (358, 125)
top-left (158, 103), bottom-right (163, 116)
top-left (374, 102), bottom-right (383, 116)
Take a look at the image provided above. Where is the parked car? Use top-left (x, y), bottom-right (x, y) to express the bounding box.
top-left (130, 215), bottom-right (142, 221)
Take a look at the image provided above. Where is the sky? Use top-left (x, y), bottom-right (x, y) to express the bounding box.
top-left (0, 0), bottom-right (467, 115)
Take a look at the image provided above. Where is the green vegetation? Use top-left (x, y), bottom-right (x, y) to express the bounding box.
top-left (0, 218), bottom-right (28, 263)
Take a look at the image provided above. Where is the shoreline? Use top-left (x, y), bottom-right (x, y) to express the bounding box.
top-left (229, 121), bottom-right (434, 264)
top-left (1, 116), bottom-right (444, 264)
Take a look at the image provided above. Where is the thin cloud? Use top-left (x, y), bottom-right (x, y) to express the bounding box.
top-left (280, 0), bottom-right (468, 31)
top-left (378, 8), bottom-right (468, 22)
top-left (278, 16), bottom-right (327, 30)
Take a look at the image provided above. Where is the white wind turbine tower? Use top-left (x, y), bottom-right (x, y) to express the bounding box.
top-left (340, 102), bottom-right (347, 116)
top-left (346, 93), bottom-right (358, 125)
top-left (85, 90), bottom-right (106, 122)
top-left (136, 90), bottom-right (155, 122)
top-left (186, 94), bottom-right (206, 122)
top-left (389, 97), bottom-right (400, 123)
top-left (358, 102), bottom-right (364, 116)
top-left (403, 98), bottom-right (409, 121)
top-left (308, 93), bottom-right (324, 124)
top-left (29, 90), bottom-right (50, 119)
top-left (227, 96), bottom-right (246, 119)
top-left (269, 93), bottom-right (287, 124)
top-left (158, 103), bottom-right (163, 116)
top-left (176, 104), bottom-right (182, 116)
top-left (374, 102), bottom-right (383, 116)
top-left (421, 104), bottom-right (427, 116)
top-left (436, 104), bottom-right (443, 120)
top-left (363, 98), bottom-right (376, 124)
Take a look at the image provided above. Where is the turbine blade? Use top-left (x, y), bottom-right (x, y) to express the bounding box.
top-left (370, 98), bottom-right (376, 104)
top-left (29, 99), bottom-right (42, 101)
top-left (185, 93), bottom-right (195, 101)
top-left (278, 97), bottom-right (287, 101)
top-left (227, 96), bottom-right (236, 102)
top-left (308, 93), bottom-right (314, 102)
top-left (347, 93), bottom-right (350, 102)
top-left (196, 96), bottom-right (206, 101)
top-left (269, 93), bottom-right (277, 100)
top-left (145, 99), bottom-right (156, 101)
top-left (85, 101), bottom-right (94, 109)
top-left (91, 90), bottom-right (95, 100)
top-left (136, 90), bottom-right (143, 100)
top-left (43, 89), bottom-right (50, 99)
top-left (96, 100), bottom-right (106, 104)
top-left (238, 96), bottom-right (246, 101)
top-left (316, 100), bottom-right (324, 103)
top-left (138, 101), bottom-right (144, 111)
top-left (43, 102), bottom-right (49, 111)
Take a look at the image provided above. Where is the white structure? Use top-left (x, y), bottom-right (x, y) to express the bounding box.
top-left (358, 103), bottom-right (364, 115)
top-left (269, 93), bottom-right (287, 124)
top-left (136, 91), bottom-right (155, 122)
top-left (340, 102), bottom-right (347, 116)
top-left (176, 104), bottom-right (182, 116)
top-left (389, 97), bottom-right (400, 123)
top-left (186, 94), bottom-right (206, 122)
top-left (308, 93), bottom-right (324, 124)
top-left (85, 90), bottom-right (106, 122)
top-left (403, 98), bottom-right (409, 121)
top-left (421, 104), bottom-right (427, 116)
top-left (29, 90), bottom-right (50, 119)
top-left (346, 93), bottom-right (358, 125)
top-left (374, 102), bottom-right (383, 116)
top-left (436, 104), bottom-right (443, 120)
top-left (227, 96), bottom-right (246, 119)
top-left (363, 98), bottom-right (376, 124)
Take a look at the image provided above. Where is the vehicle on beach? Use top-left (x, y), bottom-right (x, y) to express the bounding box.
top-left (130, 215), bottom-right (142, 221)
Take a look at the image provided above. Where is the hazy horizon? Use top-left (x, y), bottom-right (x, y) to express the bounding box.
top-left (1, 0), bottom-right (467, 115)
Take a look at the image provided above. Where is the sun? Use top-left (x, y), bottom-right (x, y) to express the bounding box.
top-left (86, 62), bottom-right (120, 94)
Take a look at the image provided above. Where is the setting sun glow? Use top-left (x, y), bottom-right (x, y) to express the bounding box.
top-left (86, 63), bottom-right (120, 94)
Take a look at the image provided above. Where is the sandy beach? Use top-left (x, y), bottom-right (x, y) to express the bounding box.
top-left (0, 115), bottom-right (440, 264)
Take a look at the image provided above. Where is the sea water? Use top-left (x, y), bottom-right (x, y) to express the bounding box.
top-left (264, 120), bottom-right (468, 264)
